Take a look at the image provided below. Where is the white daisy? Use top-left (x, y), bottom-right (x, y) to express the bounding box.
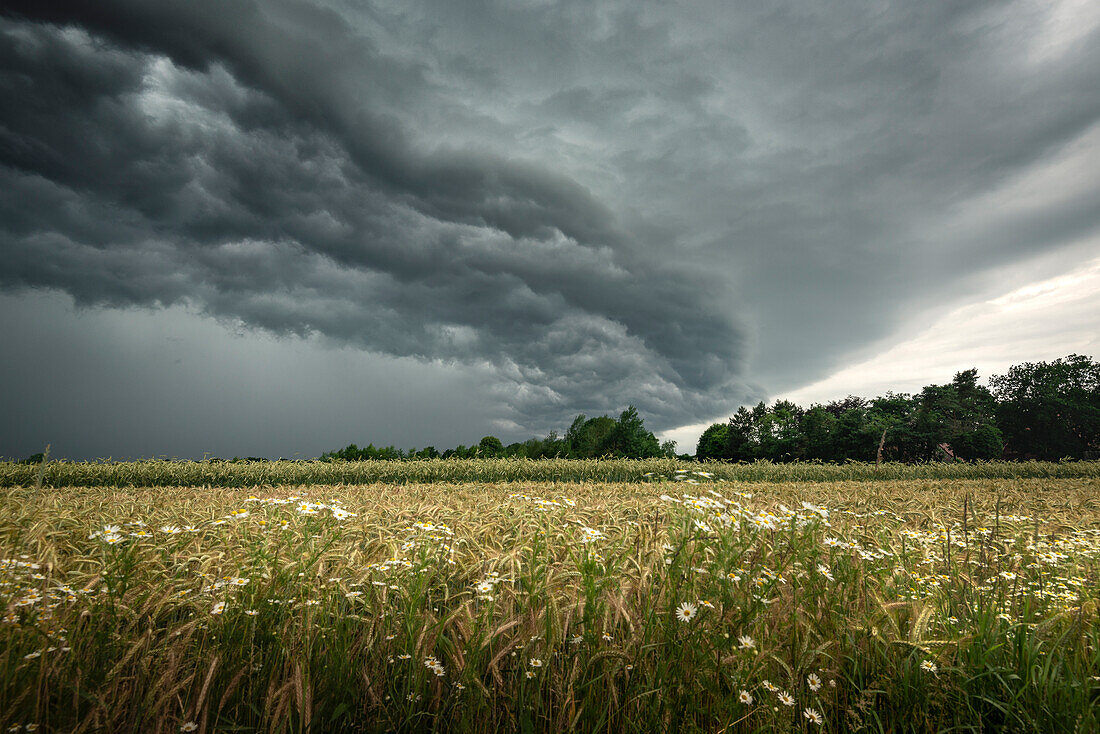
top-left (675, 601), bottom-right (698, 623)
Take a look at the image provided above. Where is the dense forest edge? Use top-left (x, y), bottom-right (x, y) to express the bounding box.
top-left (696, 354), bottom-right (1099, 464)
top-left (6, 354), bottom-right (1098, 472)
top-left (313, 354), bottom-right (1100, 464)
top-left (253, 353), bottom-right (1100, 465)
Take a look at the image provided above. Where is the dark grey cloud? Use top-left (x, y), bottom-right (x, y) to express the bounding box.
top-left (0, 291), bottom-right (499, 461)
top-left (2, 0), bottom-right (1099, 458)
top-left (0, 2), bottom-right (752, 433)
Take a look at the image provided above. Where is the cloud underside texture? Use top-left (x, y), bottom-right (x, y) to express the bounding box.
top-left (2, 1), bottom-right (1099, 432)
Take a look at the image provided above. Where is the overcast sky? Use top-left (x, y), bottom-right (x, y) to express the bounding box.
top-left (2, 0), bottom-right (1099, 460)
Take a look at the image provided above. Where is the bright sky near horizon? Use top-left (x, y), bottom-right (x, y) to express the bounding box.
top-left (659, 249), bottom-right (1100, 454)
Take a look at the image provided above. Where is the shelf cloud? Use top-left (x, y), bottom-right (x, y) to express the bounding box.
top-left (1, 0), bottom-right (1098, 458)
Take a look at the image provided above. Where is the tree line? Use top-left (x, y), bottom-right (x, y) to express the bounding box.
top-left (321, 406), bottom-right (678, 461)
top-left (697, 354), bottom-right (1099, 463)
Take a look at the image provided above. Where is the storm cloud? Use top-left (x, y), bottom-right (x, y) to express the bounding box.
top-left (2, 0), bottom-right (1099, 457)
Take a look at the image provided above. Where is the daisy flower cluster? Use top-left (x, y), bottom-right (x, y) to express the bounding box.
top-left (671, 469), bottom-right (718, 483)
top-left (737, 674), bottom-right (828, 727)
top-left (398, 520), bottom-right (457, 563)
top-left (660, 488), bottom-right (832, 536)
top-left (2, 556), bottom-right (94, 625)
top-left (239, 494), bottom-right (358, 522)
top-left (884, 519), bottom-right (1100, 617)
top-left (474, 571), bottom-right (507, 600)
top-left (424, 656), bottom-right (445, 677)
top-left (366, 557), bottom-right (415, 574)
top-left (293, 499), bottom-right (356, 520)
top-left (200, 574), bottom-right (251, 593)
top-left (577, 525), bottom-right (605, 544)
top-left (508, 493), bottom-right (576, 510)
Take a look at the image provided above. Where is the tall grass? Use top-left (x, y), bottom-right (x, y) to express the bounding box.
top-left (2, 458), bottom-right (1099, 488)
top-left (1, 476), bottom-right (1098, 732)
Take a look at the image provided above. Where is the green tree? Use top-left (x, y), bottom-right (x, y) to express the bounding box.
top-left (950, 423), bottom-right (1004, 460)
top-left (832, 407), bottom-right (878, 461)
top-left (539, 430), bottom-right (568, 458)
top-left (609, 406), bottom-right (661, 458)
top-left (756, 400), bottom-right (803, 461)
top-left (477, 436), bottom-right (504, 457)
top-left (990, 355), bottom-right (1100, 459)
top-left (696, 423), bottom-right (730, 460)
top-left (798, 406), bottom-right (838, 461)
top-left (565, 414), bottom-right (617, 458)
top-left (867, 393), bottom-right (922, 462)
top-left (911, 370), bottom-right (1002, 460)
top-left (725, 406), bottom-right (758, 462)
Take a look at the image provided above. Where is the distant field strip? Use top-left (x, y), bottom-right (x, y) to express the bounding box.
top-left (3, 458), bottom-right (1100, 487)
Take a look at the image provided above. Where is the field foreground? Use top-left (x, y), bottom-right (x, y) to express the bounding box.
top-left (2, 476), bottom-right (1099, 732)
